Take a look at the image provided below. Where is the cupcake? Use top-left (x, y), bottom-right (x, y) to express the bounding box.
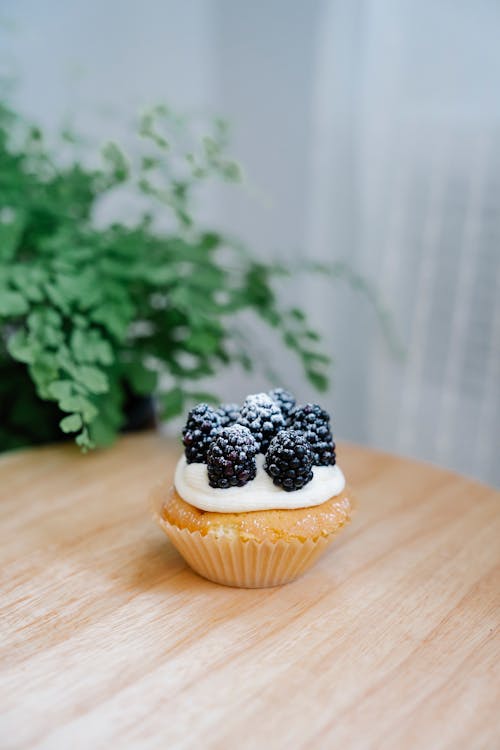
top-left (152, 390), bottom-right (353, 588)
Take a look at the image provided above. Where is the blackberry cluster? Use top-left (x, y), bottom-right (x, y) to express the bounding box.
top-left (290, 403), bottom-right (336, 466)
top-left (216, 402), bottom-right (240, 428)
top-left (264, 430), bottom-right (313, 491)
top-left (237, 393), bottom-right (285, 453)
top-left (182, 403), bottom-right (221, 463)
top-left (207, 425), bottom-right (258, 488)
top-left (268, 388), bottom-right (296, 424)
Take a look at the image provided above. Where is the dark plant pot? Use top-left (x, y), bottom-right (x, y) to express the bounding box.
top-left (0, 360), bottom-right (157, 452)
top-left (122, 389), bottom-right (157, 433)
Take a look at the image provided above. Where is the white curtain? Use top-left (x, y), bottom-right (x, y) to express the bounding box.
top-left (303, 0), bottom-right (500, 484)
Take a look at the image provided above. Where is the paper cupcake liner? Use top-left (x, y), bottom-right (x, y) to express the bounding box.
top-left (152, 489), bottom-right (341, 588)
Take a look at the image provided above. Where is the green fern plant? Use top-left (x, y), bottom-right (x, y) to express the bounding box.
top-left (0, 102), bottom-right (340, 450)
top-left (0, 99), bottom-right (401, 451)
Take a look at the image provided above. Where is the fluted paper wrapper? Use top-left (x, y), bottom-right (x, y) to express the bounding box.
top-left (152, 489), bottom-right (339, 588)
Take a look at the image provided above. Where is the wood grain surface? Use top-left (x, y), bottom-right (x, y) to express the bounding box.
top-left (0, 432), bottom-right (499, 750)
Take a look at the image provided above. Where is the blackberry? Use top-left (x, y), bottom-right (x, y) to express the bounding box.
top-left (182, 403), bottom-right (221, 463)
top-left (237, 393), bottom-right (285, 453)
top-left (207, 425), bottom-right (258, 488)
top-left (268, 387), bottom-right (296, 424)
top-left (264, 430), bottom-right (313, 491)
top-left (290, 403), bottom-right (336, 466)
top-left (216, 402), bottom-right (240, 428)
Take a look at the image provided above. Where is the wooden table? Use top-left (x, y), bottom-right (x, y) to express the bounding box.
top-left (1, 433), bottom-right (499, 750)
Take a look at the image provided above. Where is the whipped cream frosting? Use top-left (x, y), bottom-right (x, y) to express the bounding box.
top-left (174, 454), bottom-right (346, 513)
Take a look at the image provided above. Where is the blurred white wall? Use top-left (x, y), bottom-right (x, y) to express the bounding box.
top-left (2, 0), bottom-right (499, 485)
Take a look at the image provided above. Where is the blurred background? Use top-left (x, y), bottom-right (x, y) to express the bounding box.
top-left (1, 0), bottom-right (499, 485)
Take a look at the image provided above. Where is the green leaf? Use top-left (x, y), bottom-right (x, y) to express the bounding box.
top-left (93, 382), bottom-right (124, 427)
top-left (30, 359), bottom-right (60, 399)
top-left (60, 413), bottom-right (83, 433)
top-left (184, 330), bottom-right (220, 355)
top-left (200, 232), bottom-right (220, 251)
top-left (71, 328), bottom-right (114, 365)
top-left (74, 365), bottom-right (109, 395)
top-left (58, 395), bottom-right (84, 413)
top-left (141, 155), bottom-right (160, 171)
top-left (29, 308), bottom-right (62, 329)
top-left (307, 371), bottom-right (329, 392)
top-left (76, 428), bottom-right (95, 451)
top-left (71, 329), bottom-right (93, 362)
top-left (48, 380), bottom-right (74, 400)
top-left (221, 161), bottom-right (241, 181)
top-left (78, 398), bottom-right (99, 423)
top-left (88, 416), bottom-right (118, 447)
top-left (236, 351), bottom-right (253, 372)
top-left (45, 282), bottom-right (69, 313)
top-left (139, 110), bottom-right (170, 149)
top-left (284, 332), bottom-right (298, 349)
top-left (127, 360), bottom-right (158, 396)
top-left (0, 209), bottom-right (26, 261)
top-left (91, 304), bottom-right (130, 340)
top-left (7, 330), bottom-right (36, 364)
top-left (102, 142), bottom-right (129, 181)
top-left (10, 266), bottom-right (46, 302)
top-left (290, 308), bottom-right (306, 322)
top-left (50, 271), bottom-right (101, 309)
top-left (160, 386), bottom-right (184, 419)
top-left (305, 329), bottom-right (321, 341)
top-left (28, 309), bottom-right (64, 348)
top-left (88, 383), bottom-right (124, 448)
top-left (0, 290), bottom-right (29, 316)
top-left (302, 351), bottom-right (330, 365)
top-left (141, 266), bottom-right (180, 285)
top-left (59, 394), bottom-right (98, 422)
top-left (74, 314), bottom-right (88, 328)
top-left (55, 344), bottom-right (78, 375)
top-left (203, 136), bottom-right (219, 156)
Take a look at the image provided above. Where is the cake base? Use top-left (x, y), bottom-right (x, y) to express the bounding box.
top-left (152, 484), bottom-right (353, 588)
